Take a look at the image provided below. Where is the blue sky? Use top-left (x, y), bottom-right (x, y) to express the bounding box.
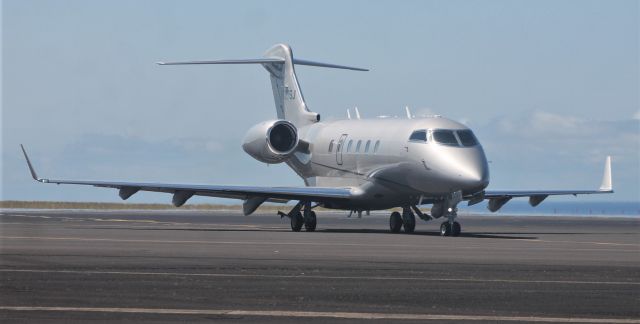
top-left (2, 0), bottom-right (638, 203)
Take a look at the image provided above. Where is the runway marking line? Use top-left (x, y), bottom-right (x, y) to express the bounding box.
top-left (1, 214), bottom-right (279, 229)
top-left (534, 239), bottom-right (639, 247)
top-left (0, 306), bottom-right (638, 323)
top-left (2, 269), bottom-right (638, 286)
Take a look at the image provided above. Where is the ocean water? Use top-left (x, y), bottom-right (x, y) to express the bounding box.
top-left (462, 201), bottom-right (640, 217)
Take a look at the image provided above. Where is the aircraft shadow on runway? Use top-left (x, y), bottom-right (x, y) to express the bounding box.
top-left (319, 229), bottom-right (537, 240)
top-left (90, 226), bottom-right (538, 240)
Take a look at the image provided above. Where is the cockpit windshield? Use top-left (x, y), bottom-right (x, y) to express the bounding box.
top-left (432, 130), bottom-right (458, 146)
top-left (409, 128), bottom-right (479, 147)
top-left (409, 129), bottom-right (478, 147)
top-left (456, 129), bottom-right (478, 146)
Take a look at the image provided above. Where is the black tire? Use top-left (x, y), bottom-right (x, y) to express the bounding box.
top-left (389, 211), bottom-right (402, 233)
top-left (291, 211), bottom-right (303, 232)
top-left (440, 222), bottom-right (451, 236)
top-left (451, 221), bottom-right (461, 237)
top-left (304, 211), bottom-right (317, 232)
top-left (402, 210), bottom-right (416, 233)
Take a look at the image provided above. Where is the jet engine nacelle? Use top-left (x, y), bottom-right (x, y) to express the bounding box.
top-left (242, 120), bottom-right (299, 164)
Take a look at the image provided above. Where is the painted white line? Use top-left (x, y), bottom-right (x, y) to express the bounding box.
top-left (0, 306), bottom-right (637, 323)
top-left (2, 269), bottom-right (637, 286)
top-left (535, 239), bottom-right (639, 247)
top-left (0, 235), bottom-right (409, 247)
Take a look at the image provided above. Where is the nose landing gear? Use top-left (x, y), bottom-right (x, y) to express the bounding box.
top-left (439, 206), bottom-right (461, 237)
top-left (440, 219), bottom-right (461, 237)
top-left (438, 190), bottom-right (463, 237)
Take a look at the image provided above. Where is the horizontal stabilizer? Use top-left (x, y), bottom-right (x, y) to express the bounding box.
top-left (292, 58), bottom-right (368, 71)
top-left (157, 58), bottom-right (368, 71)
top-left (157, 58), bottom-right (284, 65)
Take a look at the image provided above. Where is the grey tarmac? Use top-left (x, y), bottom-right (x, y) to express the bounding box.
top-left (0, 209), bottom-right (638, 323)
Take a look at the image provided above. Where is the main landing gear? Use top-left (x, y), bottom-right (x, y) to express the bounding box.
top-left (389, 201), bottom-right (462, 236)
top-left (279, 201), bottom-right (316, 232)
top-left (389, 207), bottom-right (416, 234)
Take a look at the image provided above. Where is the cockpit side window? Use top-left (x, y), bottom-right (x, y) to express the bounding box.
top-left (456, 129), bottom-right (478, 147)
top-left (409, 130), bottom-right (427, 142)
top-left (432, 130), bottom-right (459, 146)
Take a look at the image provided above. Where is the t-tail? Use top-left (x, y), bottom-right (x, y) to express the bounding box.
top-left (158, 43), bottom-right (368, 127)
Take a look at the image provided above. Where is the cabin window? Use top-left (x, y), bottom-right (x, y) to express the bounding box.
top-left (456, 129), bottom-right (478, 147)
top-left (409, 130), bottom-right (427, 142)
top-left (355, 140), bottom-right (362, 152)
top-left (328, 140), bottom-right (334, 152)
top-left (373, 140), bottom-right (380, 153)
top-left (432, 130), bottom-right (459, 146)
top-left (364, 140), bottom-right (371, 153)
top-left (346, 139), bottom-right (353, 152)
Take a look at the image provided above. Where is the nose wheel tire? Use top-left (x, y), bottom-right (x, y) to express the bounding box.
top-left (440, 222), bottom-right (451, 236)
top-left (451, 221), bottom-right (461, 236)
top-left (440, 221), bottom-right (461, 236)
top-left (389, 211), bottom-right (402, 233)
top-left (304, 211), bottom-right (317, 232)
top-left (291, 211), bottom-right (304, 232)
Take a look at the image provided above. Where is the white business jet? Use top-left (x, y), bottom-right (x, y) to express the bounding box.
top-left (21, 44), bottom-right (613, 236)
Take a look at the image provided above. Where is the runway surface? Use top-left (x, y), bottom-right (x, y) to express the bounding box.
top-left (1, 209), bottom-right (638, 323)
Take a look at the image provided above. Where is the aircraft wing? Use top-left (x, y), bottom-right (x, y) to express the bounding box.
top-left (480, 156), bottom-right (613, 211)
top-left (20, 145), bottom-right (351, 214)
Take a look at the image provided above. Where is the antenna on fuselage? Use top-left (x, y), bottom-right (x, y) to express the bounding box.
top-left (346, 108), bottom-right (351, 120)
top-left (405, 106), bottom-right (413, 119)
top-left (354, 107), bottom-right (361, 120)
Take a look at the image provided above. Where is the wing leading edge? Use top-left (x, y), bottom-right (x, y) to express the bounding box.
top-left (20, 145), bottom-right (351, 215)
top-left (482, 156), bottom-right (613, 212)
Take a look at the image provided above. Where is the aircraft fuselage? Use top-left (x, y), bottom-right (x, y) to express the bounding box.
top-left (284, 116), bottom-right (490, 210)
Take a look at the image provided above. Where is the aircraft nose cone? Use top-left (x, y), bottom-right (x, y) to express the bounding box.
top-left (457, 156), bottom-right (489, 191)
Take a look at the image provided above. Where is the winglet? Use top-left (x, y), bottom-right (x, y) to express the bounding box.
top-left (599, 156), bottom-right (612, 192)
top-left (20, 145), bottom-right (45, 182)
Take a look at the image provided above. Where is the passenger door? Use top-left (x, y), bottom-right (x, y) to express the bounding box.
top-left (336, 134), bottom-right (347, 165)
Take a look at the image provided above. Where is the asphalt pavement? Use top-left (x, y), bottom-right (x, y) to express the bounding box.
top-left (1, 209), bottom-right (638, 323)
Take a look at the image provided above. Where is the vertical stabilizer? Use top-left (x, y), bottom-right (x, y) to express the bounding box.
top-left (261, 44), bottom-right (318, 127)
